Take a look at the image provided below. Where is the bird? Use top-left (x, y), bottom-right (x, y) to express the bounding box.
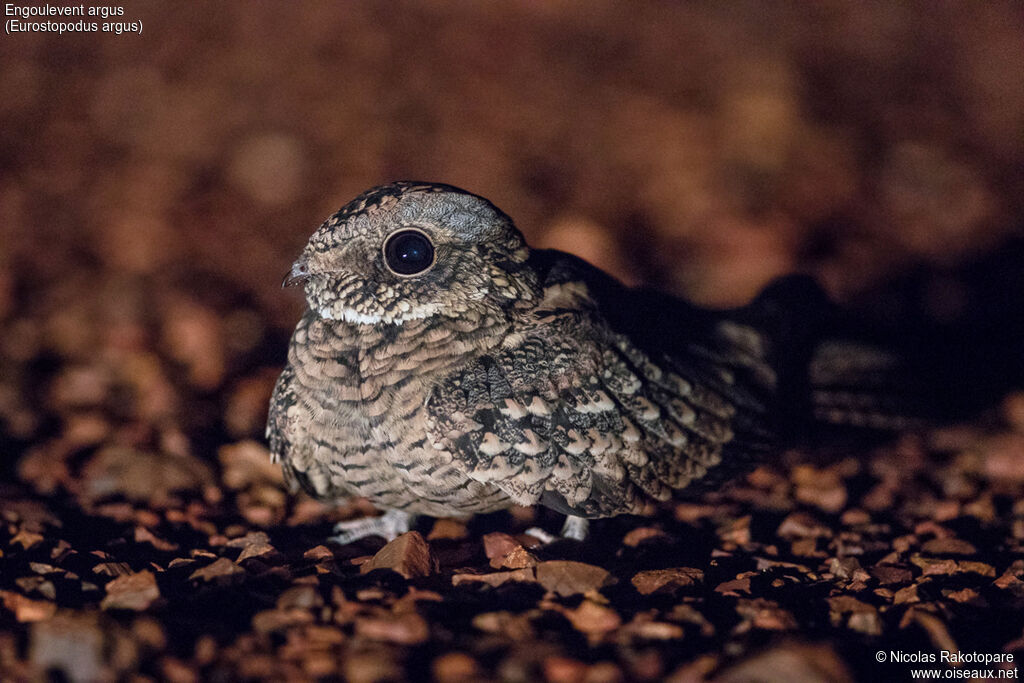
top-left (266, 181), bottom-right (907, 544)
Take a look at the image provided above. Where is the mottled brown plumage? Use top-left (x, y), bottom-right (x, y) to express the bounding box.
top-left (267, 181), bottom-right (832, 541)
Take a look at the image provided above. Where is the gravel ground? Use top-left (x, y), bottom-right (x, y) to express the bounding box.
top-left (1, 2), bottom-right (1023, 681)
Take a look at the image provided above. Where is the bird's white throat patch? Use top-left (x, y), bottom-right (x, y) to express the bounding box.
top-left (317, 302), bottom-right (442, 326)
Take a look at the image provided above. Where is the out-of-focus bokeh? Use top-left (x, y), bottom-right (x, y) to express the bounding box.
top-left (2, 0), bottom-right (1023, 486)
top-left (3, 3), bottom-right (1024, 680)
top-left (4, 1), bottom-right (1023, 315)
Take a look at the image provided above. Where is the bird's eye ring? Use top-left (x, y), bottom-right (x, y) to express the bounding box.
top-left (383, 229), bottom-right (436, 276)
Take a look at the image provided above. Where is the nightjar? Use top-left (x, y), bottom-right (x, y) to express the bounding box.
top-left (267, 181), bottom-right (895, 543)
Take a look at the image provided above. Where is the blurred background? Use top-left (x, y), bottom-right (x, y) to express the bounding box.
top-left (1, 0), bottom-right (1023, 480)
top-left (3, 3), bottom-right (1024, 679)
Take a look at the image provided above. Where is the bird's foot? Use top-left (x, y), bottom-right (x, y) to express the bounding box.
top-left (329, 509), bottom-right (412, 545)
top-left (560, 515), bottom-right (590, 541)
top-left (525, 515), bottom-right (590, 544)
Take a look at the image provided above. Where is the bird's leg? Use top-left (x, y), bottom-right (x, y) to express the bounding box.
top-left (525, 515), bottom-right (591, 544)
top-left (560, 515), bottom-right (590, 541)
top-left (330, 509), bottom-right (413, 545)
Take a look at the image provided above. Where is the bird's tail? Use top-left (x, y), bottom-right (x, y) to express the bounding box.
top-left (735, 275), bottom-right (942, 441)
top-left (806, 337), bottom-right (930, 431)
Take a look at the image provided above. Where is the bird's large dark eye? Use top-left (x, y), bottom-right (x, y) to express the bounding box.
top-left (383, 229), bottom-right (435, 276)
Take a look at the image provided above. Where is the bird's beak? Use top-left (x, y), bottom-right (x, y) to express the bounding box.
top-left (282, 256), bottom-right (311, 288)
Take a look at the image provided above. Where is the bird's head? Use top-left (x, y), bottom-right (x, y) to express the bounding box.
top-left (285, 182), bottom-right (540, 326)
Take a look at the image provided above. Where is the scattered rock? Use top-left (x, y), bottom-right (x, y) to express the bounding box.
top-left (188, 558), bottom-right (244, 583)
top-left (558, 600), bottom-right (621, 640)
top-left (631, 567), bottom-right (704, 595)
top-left (134, 526), bottom-right (179, 552)
top-left (224, 370), bottom-right (278, 438)
top-left (920, 537), bottom-right (977, 556)
top-left (355, 613), bottom-right (430, 645)
top-left (471, 611), bottom-right (534, 639)
top-left (829, 557), bottom-right (869, 582)
top-left (251, 608), bottom-right (314, 634)
top-left (792, 465), bottom-right (848, 513)
top-left (276, 585), bottom-right (323, 610)
top-left (218, 440), bottom-right (283, 490)
top-left (1, 590), bottom-right (57, 622)
top-left (536, 561), bottom-right (613, 597)
top-left (360, 532), bottom-right (436, 579)
top-left (428, 519), bottom-right (469, 541)
top-left (452, 568), bottom-right (536, 588)
top-left (622, 526), bottom-right (669, 546)
top-left (433, 652), bottom-right (481, 683)
top-left (870, 565), bottom-right (913, 586)
top-left (237, 541), bottom-right (276, 563)
top-left (483, 532), bottom-right (520, 560)
top-left (303, 545), bottom-right (334, 561)
top-left (718, 515), bottom-right (752, 545)
top-left (777, 512), bottom-right (832, 540)
top-left (101, 571), bottom-right (160, 611)
top-left (716, 643), bottom-right (855, 683)
top-left (827, 596), bottom-right (882, 635)
top-left (735, 598), bottom-right (798, 631)
top-left (80, 447), bottom-right (213, 504)
top-left (893, 584), bottom-right (922, 604)
top-left (715, 573), bottom-right (755, 596)
top-left (10, 529), bottom-right (45, 550)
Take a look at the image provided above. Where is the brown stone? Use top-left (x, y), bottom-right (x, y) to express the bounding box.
top-left (847, 610), bottom-right (883, 636)
top-left (716, 643), bottom-right (854, 683)
top-left (893, 584), bottom-right (921, 604)
top-left (870, 565), bottom-right (913, 585)
top-left (237, 542), bottom-right (276, 563)
top-left (622, 527), bottom-right (668, 546)
top-left (188, 558), bottom-right (244, 583)
top-left (629, 618), bottom-right (685, 640)
top-left (910, 555), bottom-right (958, 576)
top-left (452, 568), bottom-right (536, 588)
top-left (472, 611), bottom-right (535, 639)
top-left (482, 532), bottom-right (520, 560)
top-left (133, 526), bottom-right (179, 552)
top-left (10, 529), bottom-right (45, 550)
top-left (0, 590), bottom-right (57, 622)
top-left (225, 531), bottom-right (269, 548)
top-left (433, 652), bottom-right (481, 683)
top-left (792, 464), bottom-right (848, 513)
top-left (218, 440), bottom-right (284, 490)
top-left (355, 612), bottom-right (430, 645)
top-left (736, 598), bottom-right (798, 631)
top-left (715, 573), bottom-right (755, 596)
top-left (829, 557), bottom-right (869, 582)
top-left (957, 561), bottom-right (996, 577)
top-left (303, 545), bottom-right (334, 561)
top-left (276, 585), bottom-right (323, 610)
top-left (360, 532), bottom-right (436, 579)
top-left (718, 515), bottom-right (752, 545)
top-left (945, 587), bottom-right (982, 604)
top-left (921, 537), bottom-right (978, 556)
top-left (777, 512), bottom-right (832, 540)
top-left (427, 518), bottom-right (469, 541)
top-left (251, 608), bottom-right (314, 634)
top-left (80, 446), bottom-right (213, 503)
top-left (561, 600), bottom-right (621, 639)
top-left (496, 545), bottom-right (538, 570)
top-left (535, 561), bottom-right (613, 596)
top-left (101, 570), bottom-right (160, 611)
top-left (631, 567), bottom-right (704, 595)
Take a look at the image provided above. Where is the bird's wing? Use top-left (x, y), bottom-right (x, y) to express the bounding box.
top-left (424, 254), bottom-right (773, 517)
top-left (265, 362), bottom-right (308, 492)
